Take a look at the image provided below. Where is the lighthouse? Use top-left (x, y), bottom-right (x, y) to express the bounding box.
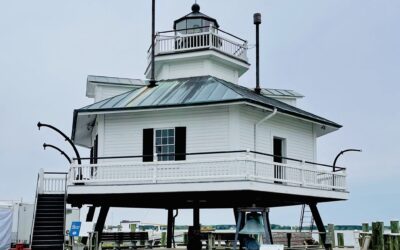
top-left (31, 3), bottom-right (347, 250)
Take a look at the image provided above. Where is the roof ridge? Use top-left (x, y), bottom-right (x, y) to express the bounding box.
top-left (209, 76), bottom-right (339, 126)
top-left (80, 88), bottom-right (140, 110)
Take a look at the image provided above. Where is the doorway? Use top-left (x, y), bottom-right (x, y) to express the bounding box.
top-left (273, 137), bottom-right (286, 182)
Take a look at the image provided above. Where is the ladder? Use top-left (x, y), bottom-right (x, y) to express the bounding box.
top-left (299, 204), bottom-right (315, 233)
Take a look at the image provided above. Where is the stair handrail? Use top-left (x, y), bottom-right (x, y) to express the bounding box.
top-left (63, 173), bottom-right (68, 248)
top-left (30, 169), bottom-right (42, 247)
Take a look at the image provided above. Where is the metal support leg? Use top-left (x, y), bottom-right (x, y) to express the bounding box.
top-left (95, 206), bottom-right (110, 244)
top-left (81, 206), bottom-right (97, 245)
top-left (167, 209), bottom-right (174, 248)
top-left (86, 206), bottom-right (96, 222)
top-left (193, 207), bottom-right (200, 230)
top-left (233, 211), bottom-right (242, 250)
top-left (262, 210), bottom-right (273, 244)
top-left (309, 203), bottom-right (330, 250)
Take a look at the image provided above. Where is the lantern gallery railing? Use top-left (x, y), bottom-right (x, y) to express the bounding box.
top-left (69, 151), bottom-right (347, 192)
top-left (147, 26), bottom-right (249, 63)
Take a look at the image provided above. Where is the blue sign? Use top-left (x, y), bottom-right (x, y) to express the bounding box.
top-left (69, 221), bottom-right (81, 237)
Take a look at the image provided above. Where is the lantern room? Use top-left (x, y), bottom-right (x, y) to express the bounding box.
top-left (145, 3), bottom-right (250, 84)
top-left (173, 3), bottom-right (219, 34)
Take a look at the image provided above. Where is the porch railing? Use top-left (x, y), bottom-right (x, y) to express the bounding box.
top-left (147, 26), bottom-right (248, 64)
top-left (69, 151), bottom-right (346, 192)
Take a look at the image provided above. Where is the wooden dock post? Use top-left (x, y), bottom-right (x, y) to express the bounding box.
top-left (161, 232), bottom-right (167, 247)
top-left (328, 224), bottom-right (336, 248)
top-left (391, 221), bottom-right (399, 233)
top-left (384, 234), bottom-right (393, 250)
top-left (372, 221), bottom-right (384, 250)
top-left (359, 223), bottom-right (370, 248)
top-left (337, 232), bottom-right (344, 248)
top-left (391, 221), bottom-right (400, 250)
top-left (286, 232), bottom-right (292, 248)
top-left (362, 223), bottom-right (369, 233)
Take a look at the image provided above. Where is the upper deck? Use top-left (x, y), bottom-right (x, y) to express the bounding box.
top-left (147, 26), bottom-right (249, 64)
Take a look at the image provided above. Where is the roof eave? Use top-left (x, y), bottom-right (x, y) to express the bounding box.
top-left (74, 98), bottom-right (342, 129)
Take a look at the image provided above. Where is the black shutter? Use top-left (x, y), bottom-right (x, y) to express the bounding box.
top-left (90, 147), bottom-right (94, 164)
top-left (143, 128), bottom-right (154, 162)
top-left (93, 135), bottom-right (98, 164)
top-left (175, 127), bottom-right (186, 161)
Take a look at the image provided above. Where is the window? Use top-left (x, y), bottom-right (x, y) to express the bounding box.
top-left (155, 128), bottom-right (175, 161)
top-left (142, 127), bottom-right (186, 162)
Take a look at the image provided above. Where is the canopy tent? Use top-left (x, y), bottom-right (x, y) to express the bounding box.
top-left (0, 208), bottom-right (12, 250)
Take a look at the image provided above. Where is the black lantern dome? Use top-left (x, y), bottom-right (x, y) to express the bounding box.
top-left (174, 3), bottom-right (220, 34)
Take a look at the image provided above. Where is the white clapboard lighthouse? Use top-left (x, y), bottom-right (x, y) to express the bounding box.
top-left (32, 3), bottom-right (348, 250)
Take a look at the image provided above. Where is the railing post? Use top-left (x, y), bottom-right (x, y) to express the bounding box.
top-left (209, 24), bottom-right (213, 48)
top-left (244, 41), bottom-right (248, 60)
top-left (155, 32), bottom-right (160, 54)
top-left (301, 160), bottom-right (305, 186)
top-left (245, 149), bottom-right (250, 180)
top-left (153, 153), bottom-right (158, 183)
top-left (154, 153), bottom-right (158, 162)
top-left (38, 168), bottom-right (44, 194)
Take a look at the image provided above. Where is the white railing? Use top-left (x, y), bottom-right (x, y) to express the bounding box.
top-left (148, 27), bottom-right (248, 63)
top-left (37, 169), bottom-right (67, 194)
top-left (68, 157), bottom-right (346, 192)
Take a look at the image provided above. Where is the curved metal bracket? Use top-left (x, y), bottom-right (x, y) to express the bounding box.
top-left (38, 122), bottom-right (81, 164)
top-left (332, 148), bottom-right (362, 172)
top-left (43, 143), bottom-right (72, 164)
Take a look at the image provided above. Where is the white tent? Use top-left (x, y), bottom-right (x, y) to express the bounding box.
top-left (0, 207), bottom-right (13, 250)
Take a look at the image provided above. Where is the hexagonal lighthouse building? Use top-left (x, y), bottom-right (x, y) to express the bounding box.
top-left (32, 3), bottom-right (348, 250)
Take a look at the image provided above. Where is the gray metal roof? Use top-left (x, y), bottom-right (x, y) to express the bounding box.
top-left (261, 88), bottom-right (304, 98)
top-left (73, 76), bottom-right (341, 146)
top-left (75, 75), bottom-right (340, 132)
top-left (80, 76), bottom-right (242, 111)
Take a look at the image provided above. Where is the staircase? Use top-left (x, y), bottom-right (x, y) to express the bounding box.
top-left (31, 171), bottom-right (67, 250)
top-left (299, 204), bottom-right (315, 233)
top-left (31, 194), bottom-right (65, 249)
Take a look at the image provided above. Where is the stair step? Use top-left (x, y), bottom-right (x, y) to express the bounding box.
top-left (33, 232), bottom-right (64, 237)
top-left (31, 244), bottom-right (63, 250)
top-left (32, 234), bottom-right (64, 241)
top-left (35, 214), bottom-right (64, 218)
top-left (35, 216), bottom-right (64, 220)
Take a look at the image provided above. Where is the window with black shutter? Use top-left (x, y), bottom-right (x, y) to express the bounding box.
top-left (143, 127), bottom-right (186, 162)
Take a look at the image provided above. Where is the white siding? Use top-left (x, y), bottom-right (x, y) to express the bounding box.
top-left (239, 105), bottom-right (316, 162)
top-left (97, 104), bottom-right (316, 163)
top-left (101, 106), bottom-right (230, 162)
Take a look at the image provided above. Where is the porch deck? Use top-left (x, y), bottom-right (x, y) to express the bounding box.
top-left (63, 151), bottom-right (347, 207)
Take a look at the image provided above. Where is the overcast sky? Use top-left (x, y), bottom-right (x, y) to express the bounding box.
top-left (0, 0), bottom-right (399, 227)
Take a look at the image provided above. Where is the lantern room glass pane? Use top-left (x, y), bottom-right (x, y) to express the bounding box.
top-left (176, 20), bottom-right (187, 34)
top-left (187, 19), bottom-right (202, 34)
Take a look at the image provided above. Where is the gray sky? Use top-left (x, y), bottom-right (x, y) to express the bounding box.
top-left (0, 0), bottom-right (399, 227)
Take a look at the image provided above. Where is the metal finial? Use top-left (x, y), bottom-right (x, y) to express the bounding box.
top-left (192, 2), bottom-right (200, 12)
